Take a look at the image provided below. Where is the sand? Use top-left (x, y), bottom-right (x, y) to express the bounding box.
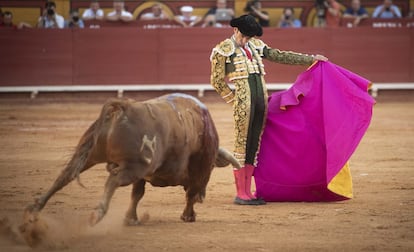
top-left (0, 91), bottom-right (413, 251)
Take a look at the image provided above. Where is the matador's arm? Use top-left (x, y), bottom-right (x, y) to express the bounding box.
top-left (249, 38), bottom-right (315, 66)
top-left (263, 47), bottom-right (315, 66)
top-left (263, 46), bottom-right (315, 66)
top-left (210, 51), bottom-right (235, 104)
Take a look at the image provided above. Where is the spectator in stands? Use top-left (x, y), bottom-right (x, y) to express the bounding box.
top-left (408, 9), bottom-right (414, 18)
top-left (0, 10), bottom-right (31, 29)
top-left (278, 7), bottom-right (302, 28)
top-left (106, 0), bottom-right (133, 22)
top-left (82, 0), bottom-right (104, 21)
top-left (315, 0), bottom-right (326, 27)
top-left (343, 0), bottom-right (369, 26)
top-left (0, 8), bottom-right (3, 25)
top-left (202, 0), bottom-right (234, 27)
top-left (372, 0), bottom-right (402, 19)
top-left (0, 11), bottom-right (15, 28)
top-left (314, 0), bottom-right (341, 27)
top-left (140, 3), bottom-right (170, 20)
top-left (325, 0), bottom-right (341, 27)
top-left (244, 0), bottom-right (269, 27)
top-left (65, 10), bottom-right (84, 28)
top-left (174, 6), bottom-right (202, 27)
top-left (37, 1), bottom-right (65, 29)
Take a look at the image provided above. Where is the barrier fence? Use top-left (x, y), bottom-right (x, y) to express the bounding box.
top-left (0, 27), bottom-right (413, 97)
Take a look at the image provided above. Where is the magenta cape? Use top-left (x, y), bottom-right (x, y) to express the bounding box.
top-left (254, 61), bottom-right (375, 202)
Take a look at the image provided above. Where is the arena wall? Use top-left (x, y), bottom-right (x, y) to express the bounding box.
top-left (0, 0), bottom-right (412, 27)
top-left (0, 27), bottom-right (413, 87)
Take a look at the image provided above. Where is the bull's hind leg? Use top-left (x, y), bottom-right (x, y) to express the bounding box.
top-left (124, 179), bottom-right (146, 226)
top-left (89, 173), bottom-right (119, 226)
top-left (26, 159), bottom-right (98, 214)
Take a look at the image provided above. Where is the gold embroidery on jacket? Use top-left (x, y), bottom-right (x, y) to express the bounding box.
top-left (211, 37), bottom-right (313, 166)
top-left (210, 38), bottom-right (269, 166)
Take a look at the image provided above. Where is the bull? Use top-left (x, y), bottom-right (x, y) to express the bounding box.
top-left (24, 93), bottom-right (239, 229)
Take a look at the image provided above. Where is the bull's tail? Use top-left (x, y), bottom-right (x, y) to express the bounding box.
top-left (215, 147), bottom-right (241, 169)
top-left (68, 98), bottom-right (127, 182)
top-left (64, 119), bottom-right (101, 187)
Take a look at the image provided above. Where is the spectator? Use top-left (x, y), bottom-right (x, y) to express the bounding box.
top-left (202, 0), bottom-right (234, 27)
top-left (106, 0), bottom-right (133, 22)
top-left (0, 8), bottom-right (3, 25)
top-left (408, 9), bottom-right (414, 18)
top-left (140, 3), bottom-right (169, 20)
top-left (0, 10), bottom-right (15, 28)
top-left (343, 0), bottom-right (369, 26)
top-left (65, 10), bottom-right (84, 28)
top-left (244, 0), bottom-right (269, 27)
top-left (0, 10), bottom-right (31, 29)
top-left (372, 0), bottom-right (402, 18)
top-left (37, 1), bottom-right (65, 29)
top-left (325, 0), bottom-right (341, 27)
top-left (0, 11), bottom-right (16, 28)
top-left (315, 0), bottom-right (326, 26)
top-left (278, 7), bottom-right (302, 28)
top-left (314, 0), bottom-right (341, 27)
top-left (82, 0), bottom-right (104, 21)
top-left (174, 6), bottom-right (202, 27)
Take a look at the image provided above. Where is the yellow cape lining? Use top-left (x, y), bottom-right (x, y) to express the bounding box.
top-left (327, 162), bottom-right (353, 198)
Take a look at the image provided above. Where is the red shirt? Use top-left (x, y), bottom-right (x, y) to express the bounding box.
top-left (326, 1), bottom-right (341, 27)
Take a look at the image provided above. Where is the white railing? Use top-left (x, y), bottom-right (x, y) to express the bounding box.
top-left (0, 83), bottom-right (412, 99)
top-left (0, 84), bottom-right (290, 99)
top-left (369, 83), bottom-right (414, 97)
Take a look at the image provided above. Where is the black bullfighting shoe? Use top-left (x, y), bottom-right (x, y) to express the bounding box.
top-left (252, 197), bottom-right (266, 205)
top-left (234, 196), bottom-right (262, 205)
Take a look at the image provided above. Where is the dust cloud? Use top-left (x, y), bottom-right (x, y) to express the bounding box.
top-left (0, 210), bottom-right (150, 249)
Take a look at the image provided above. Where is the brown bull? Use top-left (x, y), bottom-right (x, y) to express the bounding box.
top-left (25, 93), bottom-right (239, 226)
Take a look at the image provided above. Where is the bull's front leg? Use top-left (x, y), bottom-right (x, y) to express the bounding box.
top-left (124, 179), bottom-right (146, 226)
top-left (181, 187), bottom-right (202, 222)
top-left (89, 173), bottom-right (119, 226)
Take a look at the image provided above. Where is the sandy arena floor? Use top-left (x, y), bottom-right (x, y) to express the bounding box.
top-left (0, 91), bottom-right (413, 251)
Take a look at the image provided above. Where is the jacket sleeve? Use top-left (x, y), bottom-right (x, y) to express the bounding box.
top-left (210, 50), bottom-right (235, 104)
top-left (263, 47), bottom-right (315, 66)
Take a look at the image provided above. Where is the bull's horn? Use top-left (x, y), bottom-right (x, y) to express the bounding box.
top-left (215, 147), bottom-right (241, 169)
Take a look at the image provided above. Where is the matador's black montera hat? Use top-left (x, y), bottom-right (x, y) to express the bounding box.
top-left (230, 14), bottom-right (263, 37)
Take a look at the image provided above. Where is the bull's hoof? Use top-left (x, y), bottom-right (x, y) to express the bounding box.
top-left (25, 203), bottom-right (40, 214)
top-left (25, 197), bottom-right (45, 213)
top-left (180, 213), bottom-right (196, 222)
top-left (19, 210), bottom-right (48, 247)
top-left (123, 218), bottom-right (140, 226)
top-left (24, 204), bottom-right (36, 213)
top-left (124, 212), bottom-right (150, 226)
top-left (88, 212), bottom-right (98, 226)
top-left (89, 209), bottom-right (104, 226)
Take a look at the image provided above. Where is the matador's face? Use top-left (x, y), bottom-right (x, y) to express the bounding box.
top-left (233, 28), bottom-right (252, 47)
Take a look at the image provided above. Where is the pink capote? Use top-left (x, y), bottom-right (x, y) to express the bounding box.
top-left (254, 61), bottom-right (375, 202)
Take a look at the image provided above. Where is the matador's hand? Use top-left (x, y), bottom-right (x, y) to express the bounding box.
top-left (314, 54), bottom-right (328, 62)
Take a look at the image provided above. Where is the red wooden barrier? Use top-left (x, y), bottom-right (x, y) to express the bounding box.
top-left (0, 27), bottom-right (413, 86)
